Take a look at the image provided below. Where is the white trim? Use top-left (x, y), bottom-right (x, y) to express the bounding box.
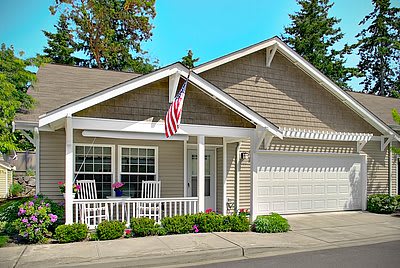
top-left (195, 37), bottom-right (397, 138)
top-left (73, 117), bottom-right (257, 138)
top-left (82, 130), bottom-right (188, 141)
top-left (33, 127), bottom-right (40, 194)
top-left (361, 154), bottom-right (368, 211)
top-left (389, 141), bottom-right (393, 196)
top-left (381, 136), bottom-right (394, 151)
top-left (197, 136), bottom-right (205, 212)
top-left (65, 115), bottom-right (73, 224)
top-left (187, 144), bottom-right (223, 149)
top-left (169, 72), bottom-right (180, 103)
top-left (235, 142), bottom-right (241, 211)
top-left (281, 127), bottom-right (373, 142)
top-left (184, 140), bottom-right (188, 197)
top-left (396, 155), bottom-right (399, 195)
top-left (117, 145), bottom-right (159, 198)
top-left (38, 63), bottom-right (281, 138)
top-left (214, 147), bottom-right (217, 211)
top-left (257, 149), bottom-right (367, 158)
top-left (222, 138), bottom-right (227, 215)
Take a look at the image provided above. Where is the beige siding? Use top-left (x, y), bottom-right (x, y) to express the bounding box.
top-left (76, 79), bottom-right (253, 128)
top-left (226, 143), bottom-right (236, 206)
top-left (74, 130), bottom-right (184, 198)
top-left (238, 140), bottom-right (251, 210)
top-left (187, 136), bottom-right (223, 145)
top-left (216, 148), bottom-right (223, 213)
top-left (40, 130), bottom-right (66, 201)
top-left (201, 51), bottom-right (380, 135)
top-left (0, 170), bottom-right (9, 198)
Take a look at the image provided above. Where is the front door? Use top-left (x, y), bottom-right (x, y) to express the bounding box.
top-left (188, 149), bottom-right (216, 211)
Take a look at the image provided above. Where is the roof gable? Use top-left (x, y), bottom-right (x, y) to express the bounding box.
top-left (195, 37), bottom-right (396, 137)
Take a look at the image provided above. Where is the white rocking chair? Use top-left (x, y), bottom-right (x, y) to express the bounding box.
top-left (76, 180), bottom-right (109, 227)
top-left (138, 181), bottom-right (161, 222)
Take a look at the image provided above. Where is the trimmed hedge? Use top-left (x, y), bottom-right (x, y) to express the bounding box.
top-left (130, 217), bottom-right (158, 237)
top-left (161, 215), bottom-right (194, 234)
top-left (96, 220), bottom-right (125, 240)
top-left (367, 194), bottom-right (399, 214)
top-left (253, 213), bottom-right (290, 233)
top-left (54, 223), bottom-right (89, 243)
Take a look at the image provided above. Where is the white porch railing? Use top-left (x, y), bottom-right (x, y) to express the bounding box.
top-left (72, 197), bottom-right (198, 229)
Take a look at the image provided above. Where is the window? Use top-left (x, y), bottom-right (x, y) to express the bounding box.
top-left (119, 146), bottom-right (157, 198)
top-left (74, 145), bottom-right (113, 198)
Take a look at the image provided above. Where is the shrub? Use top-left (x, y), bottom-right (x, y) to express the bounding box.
top-left (367, 194), bottom-right (398, 214)
top-left (395, 195), bottom-right (400, 210)
top-left (13, 199), bottom-right (59, 243)
top-left (156, 226), bottom-right (167, 236)
top-left (54, 223), bottom-right (88, 243)
top-left (96, 221), bottom-right (125, 240)
top-left (0, 198), bottom-right (29, 223)
top-left (189, 212), bottom-right (230, 232)
top-left (0, 221), bottom-right (7, 233)
top-left (253, 213), bottom-right (290, 233)
top-left (161, 215), bottom-right (194, 234)
top-left (9, 183), bottom-right (24, 197)
top-left (130, 217), bottom-right (158, 237)
top-left (0, 235), bottom-right (8, 247)
top-left (226, 215), bottom-right (249, 232)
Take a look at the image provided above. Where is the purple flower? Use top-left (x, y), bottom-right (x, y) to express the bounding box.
top-left (38, 206), bottom-right (42, 210)
top-left (27, 223), bottom-right (31, 227)
top-left (34, 228), bottom-right (39, 233)
top-left (192, 225), bottom-right (199, 233)
top-left (30, 215), bottom-right (38, 222)
top-left (39, 220), bottom-right (43, 224)
top-left (29, 201), bottom-right (34, 207)
top-left (23, 232), bottom-right (28, 238)
top-left (19, 208), bottom-right (26, 215)
top-left (49, 214), bottom-right (58, 223)
top-left (34, 195), bottom-right (38, 199)
top-left (45, 203), bottom-right (50, 207)
top-left (21, 218), bottom-right (28, 223)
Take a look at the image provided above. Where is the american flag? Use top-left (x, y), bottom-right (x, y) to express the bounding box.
top-left (165, 74), bottom-right (190, 138)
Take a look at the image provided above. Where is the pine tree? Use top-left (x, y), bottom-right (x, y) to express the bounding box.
top-left (181, 50), bottom-right (199, 69)
top-left (352, 0), bottom-right (400, 96)
top-left (282, 0), bottom-right (355, 89)
top-left (43, 14), bottom-right (78, 65)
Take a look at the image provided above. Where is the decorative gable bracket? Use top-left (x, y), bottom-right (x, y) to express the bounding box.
top-left (357, 141), bottom-right (367, 153)
top-left (266, 44), bottom-right (278, 68)
top-left (169, 71), bottom-right (181, 103)
top-left (381, 135), bottom-right (394, 151)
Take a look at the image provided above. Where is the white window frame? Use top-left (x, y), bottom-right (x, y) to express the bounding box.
top-left (118, 145), bottom-right (159, 197)
top-left (73, 143), bottom-right (115, 198)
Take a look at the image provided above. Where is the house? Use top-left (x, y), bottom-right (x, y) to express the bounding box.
top-left (14, 37), bottom-right (399, 226)
top-left (0, 160), bottom-right (15, 198)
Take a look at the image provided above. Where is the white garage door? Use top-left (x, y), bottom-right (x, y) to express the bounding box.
top-left (255, 153), bottom-right (365, 215)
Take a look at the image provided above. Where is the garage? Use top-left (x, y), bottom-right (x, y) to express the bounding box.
top-left (254, 152), bottom-right (367, 215)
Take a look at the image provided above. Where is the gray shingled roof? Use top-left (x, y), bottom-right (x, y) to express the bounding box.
top-left (16, 64), bottom-right (140, 123)
top-left (348, 91), bottom-right (400, 126)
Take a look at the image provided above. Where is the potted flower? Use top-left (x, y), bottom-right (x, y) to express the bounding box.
top-left (112, 182), bottom-right (124, 197)
top-left (58, 181), bottom-right (81, 199)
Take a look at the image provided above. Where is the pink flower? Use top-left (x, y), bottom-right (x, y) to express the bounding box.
top-left (21, 218), bottom-right (28, 223)
top-left (205, 208), bottom-right (213, 214)
top-left (30, 215), bottom-right (38, 222)
top-left (112, 182), bottom-right (124, 189)
top-left (192, 225), bottom-right (199, 233)
top-left (29, 201), bottom-right (34, 207)
top-left (58, 181), bottom-right (64, 185)
top-left (49, 214), bottom-right (58, 223)
top-left (18, 208), bottom-right (26, 216)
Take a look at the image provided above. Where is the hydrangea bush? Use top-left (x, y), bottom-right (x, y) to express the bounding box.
top-left (13, 197), bottom-right (58, 243)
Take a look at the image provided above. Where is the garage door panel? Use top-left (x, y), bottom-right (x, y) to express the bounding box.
top-left (255, 153), bottom-right (363, 215)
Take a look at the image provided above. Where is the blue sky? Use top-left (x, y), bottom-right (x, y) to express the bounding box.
top-left (0, 0), bottom-right (397, 90)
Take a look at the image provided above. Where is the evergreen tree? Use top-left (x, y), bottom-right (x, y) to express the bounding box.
top-left (50, 0), bottom-right (157, 73)
top-left (43, 14), bottom-right (79, 65)
top-left (282, 0), bottom-right (355, 89)
top-left (352, 0), bottom-right (400, 96)
top-left (181, 50), bottom-right (199, 69)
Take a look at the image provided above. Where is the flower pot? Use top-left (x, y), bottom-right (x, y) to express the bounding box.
top-left (115, 189), bottom-right (123, 197)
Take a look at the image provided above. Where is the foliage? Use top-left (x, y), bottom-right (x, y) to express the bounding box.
top-left (282, 0), bottom-right (356, 89)
top-left (161, 215), bottom-right (194, 234)
top-left (9, 183), bottom-right (24, 197)
top-left (0, 44), bottom-right (36, 154)
top-left (181, 50), bottom-right (199, 69)
top-left (43, 14), bottom-right (79, 65)
top-left (367, 194), bottom-right (398, 214)
top-left (26, 168), bottom-right (35, 177)
top-left (13, 197), bottom-right (59, 243)
top-left (351, 0), bottom-right (400, 96)
top-left (49, 0), bottom-right (157, 73)
top-left (0, 235), bottom-right (8, 247)
top-left (130, 217), bottom-right (158, 237)
top-left (253, 213), bottom-right (290, 233)
top-left (0, 221), bottom-right (7, 233)
top-left (96, 220), bottom-right (125, 240)
top-left (0, 197), bottom-right (30, 223)
top-left (54, 223), bottom-right (89, 243)
top-left (188, 212), bottom-right (230, 232)
top-left (57, 181), bottom-right (81, 193)
top-left (225, 215), bottom-right (249, 232)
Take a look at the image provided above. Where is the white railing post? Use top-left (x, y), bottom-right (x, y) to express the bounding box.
top-left (65, 115), bottom-right (74, 224)
top-left (197, 135), bottom-right (205, 212)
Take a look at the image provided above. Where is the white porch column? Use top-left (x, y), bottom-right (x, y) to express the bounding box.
top-left (197, 135), bottom-right (205, 212)
top-left (65, 115), bottom-right (74, 224)
top-left (222, 138), bottom-right (227, 215)
top-left (33, 127), bottom-right (40, 194)
top-left (250, 133), bottom-right (258, 222)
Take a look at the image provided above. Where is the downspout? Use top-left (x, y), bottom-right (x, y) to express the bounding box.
top-left (389, 141), bottom-right (392, 196)
top-left (235, 142), bottom-right (241, 212)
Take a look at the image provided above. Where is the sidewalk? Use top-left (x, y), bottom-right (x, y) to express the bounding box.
top-left (1, 212), bottom-right (399, 268)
